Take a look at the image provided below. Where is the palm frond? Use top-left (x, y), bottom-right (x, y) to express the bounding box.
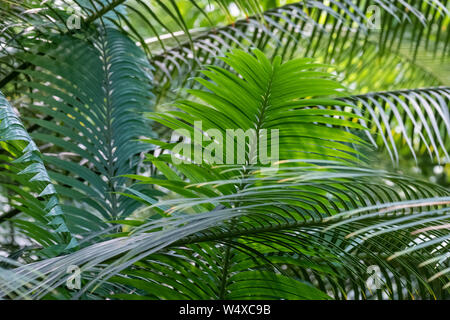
top-left (147, 0), bottom-right (450, 98)
top-left (0, 0), bottom-right (262, 91)
top-left (0, 92), bottom-right (75, 252)
top-left (338, 86), bottom-right (450, 164)
top-left (0, 0), bottom-right (115, 92)
top-left (1, 49), bottom-right (448, 300)
top-left (1, 164), bottom-right (448, 299)
top-left (3, 27), bottom-right (155, 238)
top-left (325, 196), bottom-right (450, 292)
top-left (148, 48), bottom-right (368, 166)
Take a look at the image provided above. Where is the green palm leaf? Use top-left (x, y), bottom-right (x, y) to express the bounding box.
top-left (0, 92), bottom-right (75, 252)
top-left (339, 86), bottom-right (450, 164)
top-left (1, 49), bottom-right (448, 300)
top-left (3, 27), bottom-right (155, 238)
top-left (147, 0), bottom-right (449, 98)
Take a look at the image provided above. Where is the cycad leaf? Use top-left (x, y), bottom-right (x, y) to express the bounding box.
top-left (338, 86), bottom-right (450, 164)
top-left (9, 27), bottom-right (155, 236)
top-left (0, 92), bottom-right (74, 251)
top-left (2, 50), bottom-right (449, 300)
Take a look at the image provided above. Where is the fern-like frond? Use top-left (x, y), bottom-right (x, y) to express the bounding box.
top-left (1, 50), bottom-right (448, 300)
top-left (1, 164), bottom-right (448, 299)
top-left (4, 27), bottom-right (155, 238)
top-left (0, 92), bottom-right (75, 252)
top-left (147, 0), bottom-right (449, 98)
top-left (338, 86), bottom-right (450, 164)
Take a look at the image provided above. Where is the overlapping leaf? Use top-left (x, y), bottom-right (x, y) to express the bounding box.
top-left (0, 92), bottom-right (75, 252)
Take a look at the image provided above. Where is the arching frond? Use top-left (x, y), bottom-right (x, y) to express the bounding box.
top-left (3, 27), bottom-right (155, 240)
top-left (0, 92), bottom-right (75, 252)
top-left (1, 49), bottom-right (448, 300)
top-left (338, 87), bottom-right (450, 164)
top-left (147, 0), bottom-right (450, 98)
top-left (1, 164), bottom-right (448, 299)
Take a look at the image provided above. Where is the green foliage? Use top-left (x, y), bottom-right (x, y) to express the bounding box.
top-left (147, 0), bottom-right (450, 99)
top-left (0, 0), bottom-right (449, 300)
top-left (0, 92), bottom-right (75, 253)
top-left (148, 49), bottom-right (367, 165)
top-left (340, 87), bottom-right (450, 164)
top-left (11, 27), bottom-right (156, 239)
